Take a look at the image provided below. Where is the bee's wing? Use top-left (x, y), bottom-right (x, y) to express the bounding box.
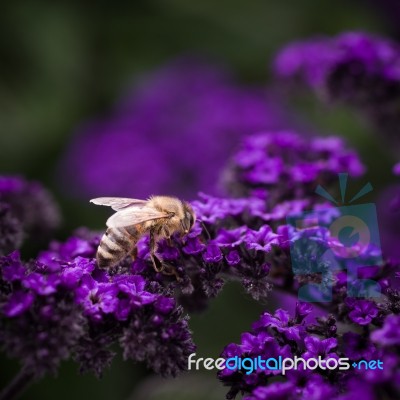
top-left (106, 205), bottom-right (170, 228)
top-left (90, 197), bottom-right (147, 211)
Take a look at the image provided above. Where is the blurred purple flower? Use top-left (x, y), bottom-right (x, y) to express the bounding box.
top-left (0, 203), bottom-right (23, 256)
top-left (3, 291), bottom-right (35, 317)
top-left (60, 57), bottom-right (289, 199)
top-left (274, 32), bottom-right (400, 149)
top-left (274, 32), bottom-right (400, 105)
top-left (0, 176), bottom-right (60, 254)
top-left (371, 314), bottom-right (400, 346)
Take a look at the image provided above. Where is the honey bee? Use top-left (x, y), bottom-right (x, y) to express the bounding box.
top-left (90, 196), bottom-right (196, 273)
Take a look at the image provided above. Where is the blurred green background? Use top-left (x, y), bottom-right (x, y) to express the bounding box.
top-left (0, 1), bottom-right (397, 399)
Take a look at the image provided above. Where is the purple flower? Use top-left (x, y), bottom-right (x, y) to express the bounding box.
top-left (258, 199), bottom-right (310, 222)
top-left (244, 225), bottom-right (280, 252)
top-left (182, 237), bottom-right (206, 255)
top-left (394, 162), bottom-right (400, 176)
top-left (214, 226), bottom-right (248, 248)
top-left (252, 309), bottom-right (304, 342)
top-left (38, 235), bottom-right (98, 268)
top-left (154, 296), bottom-right (175, 314)
top-left (202, 244), bottom-right (223, 263)
top-left (303, 336), bottom-right (338, 359)
top-left (3, 291), bottom-right (35, 317)
top-left (0, 251), bottom-right (26, 281)
top-left (115, 275), bottom-right (156, 309)
top-left (273, 37), bottom-right (335, 88)
top-left (22, 272), bottom-right (60, 295)
top-left (240, 331), bottom-right (272, 355)
top-left (192, 193), bottom-right (248, 224)
top-left (347, 299), bottom-right (379, 325)
top-left (225, 250), bottom-right (241, 266)
top-left (371, 314), bottom-right (400, 346)
top-left (295, 302), bottom-right (313, 322)
top-left (59, 257), bottom-right (96, 288)
top-left (75, 276), bottom-right (119, 321)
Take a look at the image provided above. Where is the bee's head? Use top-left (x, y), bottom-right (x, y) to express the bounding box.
top-left (181, 201), bottom-right (196, 234)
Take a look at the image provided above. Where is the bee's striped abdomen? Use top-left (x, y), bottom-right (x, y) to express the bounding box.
top-left (96, 226), bottom-right (139, 269)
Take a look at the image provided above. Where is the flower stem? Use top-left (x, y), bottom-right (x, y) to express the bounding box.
top-left (0, 369), bottom-right (35, 400)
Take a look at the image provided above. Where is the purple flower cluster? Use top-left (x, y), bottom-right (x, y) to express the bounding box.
top-left (2, 123), bottom-right (399, 400)
top-left (0, 176), bottom-right (60, 255)
top-left (274, 32), bottom-right (400, 148)
top-left (60, 57), bottom-right (288, 199)
top-left (0, 232), bottom-right (195, 379)
top-left (274, 32), bottom-right (400, 105)
top-left (1, 128), bottom-right (367, 388)
top-left (219, 301), bottom-right (400, 400)
top-left (124, 192), bottom-right (343, 310)
top-left (2, 42), bottom-right (400, 400)
top-left (224, 130), bottom-right (365, 204)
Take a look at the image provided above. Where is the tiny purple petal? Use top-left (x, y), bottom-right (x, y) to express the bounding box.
top-left (182, 237), bottom-right (206, 255)
top-left (225, 250), bottom-right (241, 266)
top-left (202, 244), bottom-right (223, 263)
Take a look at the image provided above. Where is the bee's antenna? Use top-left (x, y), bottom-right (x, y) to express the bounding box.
top-left (199, 220), bottom-right (211, 240)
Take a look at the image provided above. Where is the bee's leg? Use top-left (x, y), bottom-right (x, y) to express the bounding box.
top-left (161, 226), bottom-right (172, 247)
top-left (152, 255), bottom-right (164, 272)
top-left (149, 229), bottom-right (164, 272)
top-left (130, 247), bottom-right (138, 261)
top-left (162, 264), bottom-right (181, 282)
